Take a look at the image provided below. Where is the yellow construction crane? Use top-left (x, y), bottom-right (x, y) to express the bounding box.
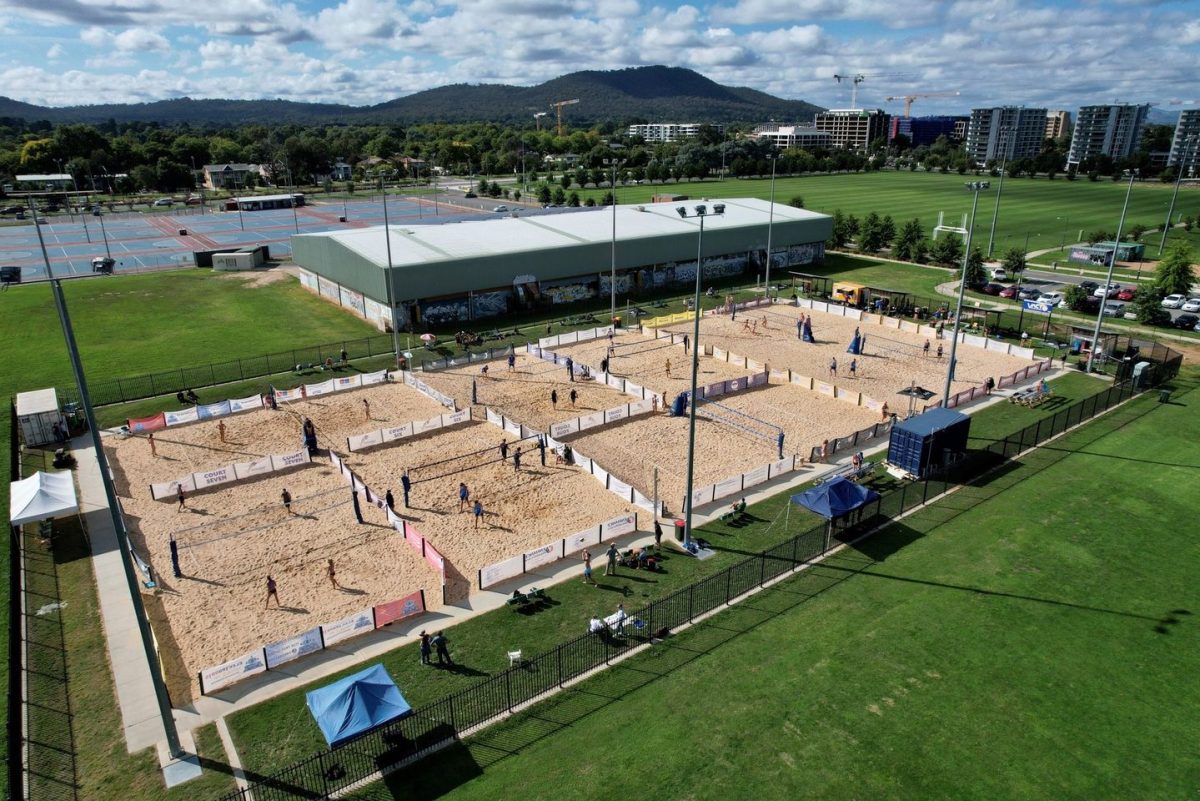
top-left (884, 91), bottom-right (961, 118)
top-left (834, 72), bottom-right (917, 109)
top-left (551, 99), bottom-right (580, 136)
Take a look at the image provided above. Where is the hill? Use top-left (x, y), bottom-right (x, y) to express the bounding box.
top-left (0, 66), bottom-right (822, 127)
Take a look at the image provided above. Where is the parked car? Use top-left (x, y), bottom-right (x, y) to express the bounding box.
top-left (0, 205), bottom-right (23, 215)
top-left (463, 191), bottom-right (477, 198)
top-left (153, 198), bottom-right (173, 207)
top-left (1101, 302), bottom-right (1125, 317)
top-left (991, 267), bottom-right (1008, 282)
top-left (979, 282), bottom-right (1004, 296)
top-left (1161, 293), bottom-right (1187, 309)
top-left (999, 285), bottom-right (1018, 298)
top-left (492, 205), bottom-right (510, 213)
top-left (1018, 286), bottom-right (1042, 300)
top-left (1078, 280), bottom-right (1100, 293)
top-left (1093, 283), bottom-right (1121, 298)
top-left (42, 203), bottom-right (61, 212)
top-left (1115, 287), bottom-right (1137, 301)
top-left (1037, 291), bottom-right (1064, 306)
top-left (185, 196), bottom-right (203, 206)
top-left (1181, 298), bottom-right (1200, 313)
top-left (1123, 309), bottom-right (1139, 320)
top-left (1172, 313), bottom-right (1200, 330)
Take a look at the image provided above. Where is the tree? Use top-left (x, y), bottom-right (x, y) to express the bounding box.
top-left (477, 178), bottom-right (489, 194)
top-left (828, 209), bottom-right (849, 249)
top-left (931, 234), bottom-right (963, 267)
top-left (559, 173), bottom-right (572, 190)
top-left (552, 186), bottom-right (566, 205)
top-left (1087, 230), bottom-right (1112, 244)
top-left (1153, 241), bottom-right (1197, 297)
top-left (567, 191), bottom-right (581, 207)
top-left (1126, 223), bottom-right (1148, 241)
top-left (1002, 247), bottom-right (1026, 276)
top-left (858, 212), bottom-right (884, 252)
top-left (891, 218), bottom-right (925, 262)
top-left (1130, 285), bottom-right (1169, 325)
top-left (879, 215), bottom-right (896, 248)
top-left (1064, 284), bottom-right (1091, 312)
top-left (512, 190), bottom-right (521, 203)
top-left (537, 184), bottom-right (552, 204)
top-left (787, 196), bottom-right (804, 209)
top-left (964, 247), bottom-right (987, 287)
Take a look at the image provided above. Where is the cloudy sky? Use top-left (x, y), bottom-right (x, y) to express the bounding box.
top-left (1, 0), bottom-right (1198, 113)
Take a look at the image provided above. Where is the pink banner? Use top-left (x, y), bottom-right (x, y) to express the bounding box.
top-left (127, 412), bottom-right (167, 433)
top-left (373, 590), bottom-right (425, 628)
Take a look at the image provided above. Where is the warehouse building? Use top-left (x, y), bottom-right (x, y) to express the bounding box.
top-left (291, 198), bottom-right (831, 330)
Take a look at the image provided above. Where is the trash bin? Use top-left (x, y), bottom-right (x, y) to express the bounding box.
top-left (1159, 389), bottom-right (1171, 403)
top-left (673, 519), bottom-right (685, 542)
top-left (338, 216), bottom-right (347, 223)
top-left (178, 228), bottom-right (187, 236)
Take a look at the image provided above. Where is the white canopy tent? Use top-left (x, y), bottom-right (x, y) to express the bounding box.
top-left (9, 471), bottom-right (78, 526)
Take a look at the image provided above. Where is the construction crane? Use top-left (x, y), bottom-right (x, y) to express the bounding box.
top-left (551, 99), bottom-right (580, 136)
top-left (833, 72), bottom-right (917, 109)
top-left (884, 91), bottom-right (961, 118)
top-left (533, 111), bottom-right (548, 131)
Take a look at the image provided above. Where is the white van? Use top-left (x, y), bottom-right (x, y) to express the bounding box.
top-left (991, 267), bottom-right (1008, 282)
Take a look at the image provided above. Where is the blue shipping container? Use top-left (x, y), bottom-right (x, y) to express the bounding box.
top-left (887, 407), bottom-right (971, 478)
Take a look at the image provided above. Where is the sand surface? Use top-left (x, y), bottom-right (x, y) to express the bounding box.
top-left (663, 304), bottom-right (1036, 406)
top-left (418, 352), bottom-right (633, 431)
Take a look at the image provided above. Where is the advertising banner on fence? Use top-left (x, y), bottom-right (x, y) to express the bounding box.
top-left (403, 522), bottom-right (425, 555)
top-left (127, 412), bottom-right (167, 433)
top-left (271, 450), bottom-right (311, 471)
top-left (479, 554), bottom-right (524, 588)
top-left (714, 475), bottom-right (743, 500)
top-left (348, 430), bottom-right (385, 451)
top-left (320, 609), bottom-right (375, 647)
top-left (374, 590), bottom-right (426, 628)
top-left (579, 411), bottom-right (605, 431)
top-left (192, 465), bottom-right (235, 490)
top-left (229, 394), bottom-right (264, 414)
top-left (749, 371), bottom-right (769, 388)
top-left (691, 484), bottom-right (715, 507)
top-left (604, 405), bottom-right (628, 424)
top-left (274, 386), bottom-right (304, 402)
top-left (608, 476), bottom-right (633, 501)
top-left (442, 409), bottom-right (471, 426)
top-left (164, 407), bottom-right (199, 427)
top-left (150, 474), bottom-right (197, 500)
top-left (197, 400), bottom-right (232, 420)
top-left (625, 381), bottom-right (644, 399)
top-left (423, 541), bottom-right (445, 574)
top-left (334, 375), bottom-right (362, 390)
top-left (603, 513), bottom-right (637, 538)
top-left (742, 464), bottom-right (769, 488)
top-left (413, 416), bottom-right (442, 435)
top-left (305, 379), bottom-right (336, 397)
top-left (264, 627), bottom-right (324, 669)
top-left (768, 458), bottom-right (792, 479)
top-left (816, 381), bottom-right (835, 397)
top-left (485, 408), bottom-right (503, 427)
top-left (550, 419), bottom-right (579, 439)
top-left (563, 525), bottom-right (601, 556)
top-left (380, 422), bottom-right (414, 443)
top-left (362, 370), bottom-right (388, 386)
top-left (523, 542), bottom-right (557, 571)
top-left (234, 456), bottom-right (273, 480)
top-left (199, 648), bottom-right (266, 695)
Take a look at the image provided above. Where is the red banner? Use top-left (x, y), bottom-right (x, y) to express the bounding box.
top-left (373, 590), bottom-right (425, 628)
top-left (423, 540), bottom-right (445, 575)
top-left (127, 412), bottom-right (167, 433)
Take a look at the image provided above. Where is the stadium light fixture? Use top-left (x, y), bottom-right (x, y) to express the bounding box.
top-left (764, 153), bottom-right (777, 298)
top-left (941, 181), bottom-right (989, 407)
top-left (605, 158), bottom-right (625, 330)
top-left (1088, 170), bottom-right (1137, 373)
top-left (1159, 135), bottom-right (1195, 255)
top-left (676, 204), bottom-right (725, 545)
top-left (986, 126), bottom-right (1011, 258)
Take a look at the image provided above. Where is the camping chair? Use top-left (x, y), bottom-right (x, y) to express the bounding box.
top-left (507, 650), bottom-right (523, 667)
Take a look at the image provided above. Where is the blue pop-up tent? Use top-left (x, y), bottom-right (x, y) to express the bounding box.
top-left (306, 664), bottom-right (412, 747)
top-left (791, 476), bottom-right (880, 519)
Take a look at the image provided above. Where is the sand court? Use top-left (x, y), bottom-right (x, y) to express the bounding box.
top-left (554, 331), bottom-right (752, 398)
top-left (662, 303), bottom-right (1037, 405)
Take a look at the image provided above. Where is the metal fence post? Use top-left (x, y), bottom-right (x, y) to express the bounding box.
top-left (725, 568), bottom-right (732, 603)
top-left (759, 553), bottom-right (766, 587)
top-left (688, 583), bottom-right (694, 622)
top-left (505, 669), bottom-right (513, 712)
top-left (557, 644), bottom-right (563, 688)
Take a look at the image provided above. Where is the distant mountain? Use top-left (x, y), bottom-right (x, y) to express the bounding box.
top-left (0, 66), bottom-right (823, 127)
top-left (1146, 107), bottom-right (1180, 126)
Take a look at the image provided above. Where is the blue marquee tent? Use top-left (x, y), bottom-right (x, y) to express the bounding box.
top-left (306, 663), bottom-right (412, 747)
top-left (791, 476), bottom-right (880, 519)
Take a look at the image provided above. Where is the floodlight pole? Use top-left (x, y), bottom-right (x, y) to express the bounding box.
top-left (606, 158), bottom-right (624, 328)
top-left (942, 182), bottom-right (988, 406)
top-left (681, 205), bottom-right (722, 544)
top-left (25, 196), bottom-right (184, 758)
top-left (380, 180), bottom-right (402, 362)
top-left (765, 154), bottom-right (777, 297)
top-left (96, 209), bottom-right (111, 259)
top-left (1159, 135), bottom-right (1194, 255)
top-left (1088, 170), bottom-right (1136, 373)
top-left (986, 127), bottom-right (1010, 258)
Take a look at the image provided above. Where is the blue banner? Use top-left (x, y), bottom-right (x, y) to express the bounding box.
top-left (1021, 299), bottom-right (1054, 316)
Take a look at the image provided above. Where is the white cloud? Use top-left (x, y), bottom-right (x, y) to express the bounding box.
top-left (80, 25), bottom-right (170, 53)
top-left (46, 43), bottom-right (65, 60)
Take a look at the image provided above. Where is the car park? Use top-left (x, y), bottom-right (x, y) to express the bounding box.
top-left (1037, 291), bottom-right (1064, 306)
top-left (1093, 283), bottom-right (1121, 298)
top-left (1181, 298), bottom-right (1200, 313)
top-left (1161, 293), bottom-right (1187, 309)
top-left (1017, 286), bottom-right (1041, 300)
top-left (980, 282), bottom-right (1004, 295)
top-left (1078, 280), bottom-right (1099, 293)
top-left (999, 285), bottom-right (1018, 298)
top-left (1116, 287), bottom-right (1137, 301)
top-left (1172, 313), bottom-right (1200, 330)
top-left (1101, 302), bottom-right (1124, 317)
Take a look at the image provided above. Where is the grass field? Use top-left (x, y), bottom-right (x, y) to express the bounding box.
top-left (581, 171), bottom-right (1200, 260)
top-left (346, 369), bottom-right (1200, 801)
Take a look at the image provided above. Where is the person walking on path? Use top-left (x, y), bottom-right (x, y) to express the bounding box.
top-left (985, 376), bottom-right (995, 395)
top-left (458, 482), bottom-right (470, 512)
top-left (796, 319), bottom-right (803, 340)
top-left (550, 389), bottom-right (558, 409)
top-left (507, 352), bottom-right (516, 371)
top-left (265, 575), bottom-right (280, 608)
top-left (499, 439), bottom-right (509, 462)
top-left (282, 488), bottom-right (293, 514)
top-left (176, 485), bottom-right (186, 512)
top-left (849, 358), bottom-right (857, 379)
top-left (385, 489), bottom-right (395, 512)
top-left (582, 550), bottom-right (597, 585)
top-left (432, 631), bottom-right (453, 666)
top-left (829, 357), bottom-right (837, 379)
top-left (148, 433), bottom-right (157, 457)
top-left (682, 334), bottom-right (690, 354)
top-left (923, 339), bottom-right (931, 357)
top-left (570, 388), bottom-right (578, 408)
top-left (363, 398), bottom-right (370, 422)
top-left (473, 499), bottom-right (484, 529)
top-left (566, 357), bottom-right (575, 382)
top-left (654, 519), bottom-right (663, 548)
top-left (513, 447), bottom-right (522, 472)
top-left (327, 559), bottom-right (340, 589)
top-left (605, 542), bottom-right (619, 576)
top-left (537, 436), bottom-right (547, 466)
top-left (419, 631), bottom-right (432, 665)
top-left (218, 420), bottom-right (227, 443)
top-left (936, 343), bottom-right (944, 359)
top-left (401, 471), bottom-right (412, 507)
top-left (665, 358), bottom-right (671, 377)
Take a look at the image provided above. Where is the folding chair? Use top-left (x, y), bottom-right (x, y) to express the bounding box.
top-left (507, 650), bottom-right (523, 667)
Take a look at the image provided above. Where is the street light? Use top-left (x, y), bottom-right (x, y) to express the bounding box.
top-left (605, 158), bottom-right (625, 327)
top-left (677, 203), bottom-right (725, 544)
top-left (1159, 135), bottom-right (1195, 255)
top-left (986, 127), bottom-right (1011, 258)
top-left (1057, 215), bottom-right (1069, 252)
top-left (942, 181), bottom-right (990, 406)
top-left (379, 178), bottom-right (402, 363)
top-left (764, 153), bottom-right (777, 297)
top-left (23, 195), bottom-right (185, 759)
top-left (1088, 170), bottom-right (1137, 373)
